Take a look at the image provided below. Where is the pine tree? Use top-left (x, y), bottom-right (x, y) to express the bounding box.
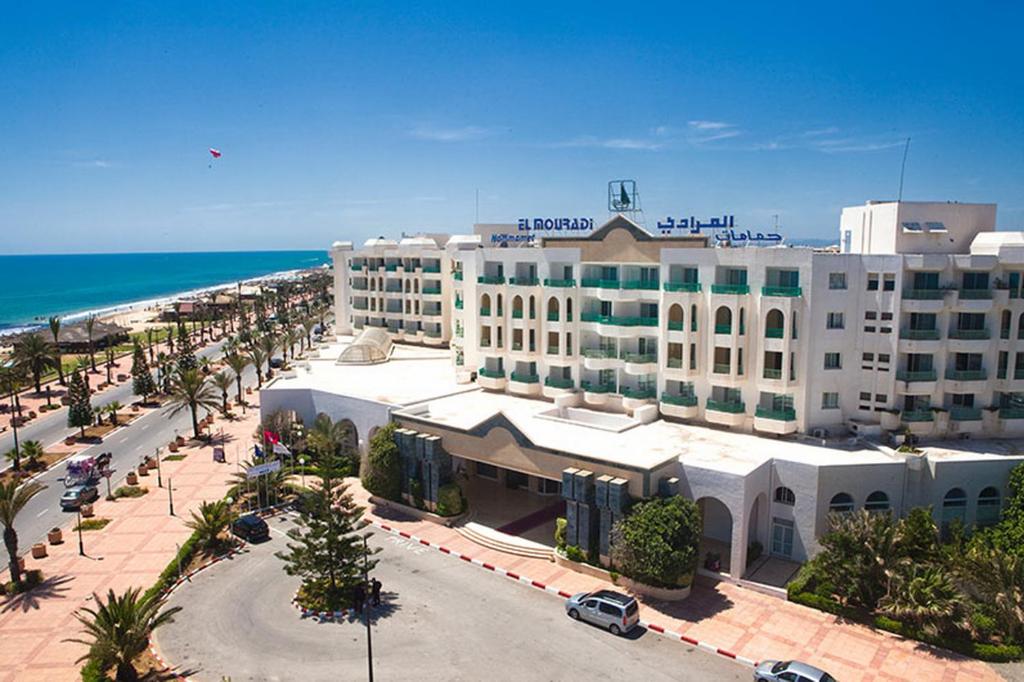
top-left (176, 327), bottom-right (197, 372)
top-left (130, 340), bottom-right (157, 403)
top-left (66, 368), bottom-right (94, 438)
top-left (276, 454), bottom-right (378, 611)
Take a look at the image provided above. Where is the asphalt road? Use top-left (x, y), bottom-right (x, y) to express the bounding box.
top-left (11, 339), bottom-right (262, 548)
top-left (156, 514), bottom-right (749, 682)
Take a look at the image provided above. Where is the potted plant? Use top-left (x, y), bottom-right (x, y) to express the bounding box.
top-left (168, 441), bottom-right (179, 452)
top-left (146, 457), bottom-right (158, 471)
top-left (126, 471), bottom-right (138, 485)
top-left (137, 463), bottom-right (149, 476)
top-left (132, 404), bottom-right (140, 412)
top-left (47, 527), bottom-right (63, 545)
top-left (64, 435), bottom-right (77, 446)
top-left (175, 435), bottom-right (186, 446)
top-left (80, 503), bottom-right (94, 518)
top-left (31, 542), bottom-right (47, 559)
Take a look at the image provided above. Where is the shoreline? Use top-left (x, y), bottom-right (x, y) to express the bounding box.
top-left (0, 264), bottom-right (327, 340)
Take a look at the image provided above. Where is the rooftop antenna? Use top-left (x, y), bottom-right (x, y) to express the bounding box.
top-left (897, 137), bottom-right (911, 202)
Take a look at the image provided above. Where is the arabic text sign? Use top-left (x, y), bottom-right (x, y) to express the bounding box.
top-left (246, 459), bottom-right (282, 479)
top-left (657, 215), bottom-right (783, 244)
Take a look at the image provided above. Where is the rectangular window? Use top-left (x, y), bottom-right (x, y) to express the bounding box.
top-left (829, 272), bottom-right (847, 290)
top-left (866, 311), bottom-right (878, 320)
top-left (883, 274), bottom-right (896, 291)
top-left (881, 312), bottom-right (893, 321)
top-left (822, 392), bottom-right (840, 409)
top-left (824, 352), bottom-right (842, 370)
top-left (876, 394), bottom-right (887, 403)
top-left (826, 312), bottom-right (844, 329)
top-left (863, 352), bottom-right (875, 362)
top-left (864, 326), bottom-right (876, 333)
top-left (878, 353), bottom-right (891, 364)
top-left (867, 274), bottom-right (879, 291)
top-left (860, 391), bottom-right (872, 401)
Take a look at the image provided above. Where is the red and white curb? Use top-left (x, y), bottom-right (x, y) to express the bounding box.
top-left (369, 519), bottom-right (759, 669)
top-left (291, 590), bottom-right (351, 621)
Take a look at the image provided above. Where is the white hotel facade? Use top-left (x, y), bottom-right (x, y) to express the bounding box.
top-left (265, 200), bottom-right (1024, 580)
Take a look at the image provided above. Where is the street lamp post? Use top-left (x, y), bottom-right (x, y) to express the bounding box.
top-left (155, 447), bottom-right (163, 488)
top-left (167, 476), bottom-right (174, 516)
top-left (362, 533), bottom-right (374, 682)
top-left (76, 506), bottom-right (85, 556)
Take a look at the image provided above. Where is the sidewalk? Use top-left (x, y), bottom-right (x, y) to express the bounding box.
top-left (351, 484), bottom-right (1000, 682)
top-left (0, 398), bottom-right (260, 682)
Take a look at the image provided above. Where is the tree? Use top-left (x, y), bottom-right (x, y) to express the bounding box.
top-left (19, 440), bottom-right (44, 469)
top-left (958, 538), bottom-right (1024, 643)
top-left (223, 352), bottom-right (250, 404)
top-left (610, 495), bottom-right (701, 588)
top-left (185, 499), bottom-right (235, 553)
top-left (276, 455), bottom-right (377, 611)
top-left (85, 314), bottom-right (98, 371)
top-left (13, 333), bottom-right (57, 393)
top-left (362, 422), bottom-right (401, 501)
top-left (165, 368), bottom-right (220, 439)
top-left (48, 316), bottom-right (65, 385)
top-left (257, 334), bottom-right (277, 378)
top-left (165, 324), bottom-right (175, 354)
top-left (896, 506), bottom-right (939, 564)
top-left (145, 327), bottom-right (155, 363)
top-left (67, 587), bottom-right (182, 682)
top-left (307, 413), bottom-right (356, 471)
top-left (248, 346), bottom-right (267, 388)
top-left (66, 367), bottom-right (94, 438)
top-left (986, 462), bottom-right (1024, 559)
top-left (155, 352), bottom-right (172, 394)
top-left (210, 370), bottom-right (234, 415)
top-left (878, 563), bottom-right (960, 636)
top-left (130, 341), bottom-right (156, 403)
top-left (301, 318), bottom-right (317, 350)
top-left (103, 401), bottom-right (123, 426)
top-left (818, 509), bottom-right (901, 609)
top-left (0, 480), bottom-right (46, 584)
top-left (175, 326), bottom-right (197, 372)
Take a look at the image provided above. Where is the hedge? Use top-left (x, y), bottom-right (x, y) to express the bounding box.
top-left (872, 615), bottom-right (1023, 662)
top-left (435, 483), bottom-right (464, 517)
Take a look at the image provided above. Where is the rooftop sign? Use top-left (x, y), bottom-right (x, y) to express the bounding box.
top-left (657, 215), bottom-right (783, 244)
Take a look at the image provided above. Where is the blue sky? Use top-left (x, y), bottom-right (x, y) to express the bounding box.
top-left (1, 1), bottom-right (1022, 253)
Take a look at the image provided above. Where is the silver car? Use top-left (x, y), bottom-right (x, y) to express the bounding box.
top-left (754, 660), bottom-right (836, 682)
top-left (564, 589), bottom-right (639, 635)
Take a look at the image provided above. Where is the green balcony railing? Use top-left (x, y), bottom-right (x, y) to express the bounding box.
top-left (479, 339), bottom-right (491, 348)
top-left (581, 347), bottom-right (618, 359)
top-left (950, 407), bottom-right (983, 421)
top-left (896, 369), bottom-right (937, 382)
top-left (762, 286), bottom-right (802, 297)
top-left (999, 407), bottom-right (1024, 420)
top-left (949, 328), bottom-right (990, 340)
top-left (581, 380), bottom-right (616, 394)
top-left (385, 263), bottom-right (400, 271)
top-left (711, 283), bottom-right (750, 295)
top-left (706, 399), bottom-right (745, 413)
top-left (510, 372), bottom-right (539, 383)
top-left (714, 324), bottom-right (732, 334)
top-left (959, 288), bottom-right (992, 300)
top-left (901, 410), bottom-right (935, 423)
top-left (622, 280), bottom-right (660, 290)
top-left (580, 278), bottom-right (621, 289)
top-left (544, 376), bottom-right (574, 389)
top-left (755, 406), bottom-right (796, 421)
top-left (765, 327), bottom-right (784, 339)
top-left (477, 275), bottom-right (506, 285)
top-left (453, 271), bottom-right (464, 281)
top-left (478, 367), bottom-right (505, 379)
top-left (547, 312), bottom-right (560, 321)
top-left (544, 278), bottom-right (576, 287)
top-left (621, 386), bottom-right (656, 400)
top-left (580, 312), bottom-right (657, 327)
top-left (512, 310), bottom-right (524, 319)
top-left (663, 282), bottom-right (701, 293)
top-left (422, 264), bottom-right (441, 273)
top-left (621, 352), bottom-right (657, 364)
top-left (901, 328), bottom-right (940, 340)
top-left (509, 277), bottom-right (540, 286)
top-left (479, 308), bottom-right (491, 316)
top-left (352, 302), bottom-right (368, 310)
top-left (946, 369), bottom-right (987, 381)
top-left (713, 363), bottom-right (731, 374)
top-left (762, 368), bottom-right (783, 380)
top-left (668, 321), bottom-right (684, 331)
top-left (454, 299), bottom-right (463, 309)
top-left (351, 282), bottom-right (368, 290)
top-left (424, 330), bottom-right (442, 338)
top-left (422, 286), bottom-right (442, 295)
top-left (660, 393), bottom-right (698, 407)
top-left (666, 357), bottom-right (685, 369)
top-left (903, 288), bottom-right (945, 300)
top-left (423, 308), bottom-right (443, 318)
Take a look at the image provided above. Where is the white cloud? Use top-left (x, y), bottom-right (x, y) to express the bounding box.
top-left (71, 159), bottom-right (113, 168)
top-left (687, 120), bottom-right (733, 131)
top-left (548, 135), bottom-right (663, 150)
top-left (408, 125), bottom-right (501, 142)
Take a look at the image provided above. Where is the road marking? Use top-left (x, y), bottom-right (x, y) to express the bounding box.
top-left (141, 423), bottom-right (150, 430)
top-left (36, 508), bottom-right (49, 517)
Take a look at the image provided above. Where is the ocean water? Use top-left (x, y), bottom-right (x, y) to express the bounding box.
top-left (0, 250), bottom-right (329, 331)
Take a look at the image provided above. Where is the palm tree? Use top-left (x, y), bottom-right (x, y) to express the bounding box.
top-left (85, 315), bottom-right (98, 371)
top-left (960, 541), bottom-right (1024, 643)
top-left (878, 564), bottom-right (960, 635)
top-left (285, 327), bottom-right (302, 360)
top-left (301, 317), bottom-right (316, 351)
top-left (0, 480), bottom-right (46, 584)
top-left (103, 401), bottom-right (124, 426)
top-left (248, 346), bottom-right (267, 388)
top-left (146, 328), bottom-right (155, 363)
top-left (165, 324), bottom-right (176, 354)
top-left (104, 347), bottom-right (115, 384)
top-left (20, 439), bottom-right (44, 469)
top-left (210, 370), bottom-right (234, 415)
top-left (307, 413), bottom-right (354, 460)
top-left (48, 316), bottom-right (66, 385)
top-left (185, 499), bottom-right (235, 552)
top-left (165, 368), bottom-right (221, 440)
top-left (67, 587), bottom-right (182, 682)
top-left (13, 334), bottom-right (57, 393)
top-left (76, 356), bottom-right (92, 395)
top-left (223, 352), bottom-right (249, 404)
top-left (257, 334), bottom-right (277, 378)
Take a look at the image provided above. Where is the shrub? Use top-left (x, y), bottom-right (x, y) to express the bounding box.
top-left (554, 517), bottom-right (567, 550)
top-left (435, 483), bottom-right (464, 517)
top-left (609, 495), bottom-right (701, 589)
top-left (362, 422), bottom-right (401, 501)
top-left (409, 478), bottom-right (424, 509)
top-left (74, 518), bottom-right (112, 532)
top-left (564, 545), bottom-right (586, 563)
top-left (114, 485), bottom-right (148, 499)
top-left (790, 590), bottom-right (857, 618)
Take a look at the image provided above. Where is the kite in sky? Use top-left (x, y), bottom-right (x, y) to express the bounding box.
top-left (208, 147), bottom-right (221, 169)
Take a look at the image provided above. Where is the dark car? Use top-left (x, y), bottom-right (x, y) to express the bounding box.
top-left (269, 357), bottom-right (285, 369)
top-left (231, 514), bottom-right (270, 542)
top-left (60, 484), bottom-right (99, 511)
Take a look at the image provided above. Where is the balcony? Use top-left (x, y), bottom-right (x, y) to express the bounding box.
top-left (660, 392), bottom-right (698, 419)
top-left (353, 301), bottom-right (368, 311)
top-left (945, 369), bottom-right (987, 381)
top-left (581, 380), bottom-right (616, 405)
top-left (454, 272), bottom-right (464, 281)
top-left (509, 277), bottom-right (540, 286)
top-left (478, 275), bottom-right (506, 285)
top-left (901, 410), bottom-right (935, 423)
top-left (707, 399), bottom-right (745, 413)
top-left (958, 289), bottom-right (992, 300)
top-left (901, 328), bottom-right (940, 340)
top-left (705, 398), bottom-right (746, 427)
top-left (580, 278), bottom-right (620, 289)
top-left (454, 299), bottom-right (463, 310)
top-left (621, 386), bottom-right (656, 408)
top-left (543, 278), bottom-right (575, 287)
top-left (896, 369), bottom-right (937, 382)
top-left (582, 348), bottom-right (617, 359)
top-left (765, 327), bottom-right (784, 339)
top-left (512, 310), bottom-right (524, 319)
top-left (711, 284), bottom-right (750, 295)
top-left (479, 308), bottom-right (491, 316)
top-left (422, 264), bottom-right (441, 274)
top-left (422, 285), bottom-right (442, 295)
top-left (620, 352), bottom-right (657, 364)
top-left (950, 407), bottom-right (983, 421)
top-left (351, 281), bottom-right (368, 291)
top-left (762, 368), bottom-right (783, 380)
top-left (544, 376), bottom-right (574, 389)
top-left (903, 288), bottom-right (945, 300)
top-left (713, 363), bottom-right (731, 374)
top-left (1000, 408), bottom-right (1024, 420)
top-left (663, 282), bottom-right (701, 293)
top-left (754, 406), bottom-right (798, 434)
top-left (477, 367), bottom-right (507, 391)
top-left (714, 324), bottom-right (732, 334)
top-left (621, 280), bottom-right (659, 291)
top-left (755, 407), bottom-right (796, 421)
top-left (661, 393), bottom-right (698, 407)
top-left (667, 321), bottom-right (684, 331)
top-left (510, 371), bottom-right (539, 383)
top-left (948, 328), bottom-right (990, 340)
top-left (579, 312), bottom-right (658, 327)
top-left (385, 263), bottom-right (400, 272)
top-left (761, 286), bottom-right (802, 297)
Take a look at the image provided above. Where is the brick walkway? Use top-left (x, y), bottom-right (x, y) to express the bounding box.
top-left (351, 485), bottom-right (1001, 682)
top-left (0, 400), bottom-right (259, 682)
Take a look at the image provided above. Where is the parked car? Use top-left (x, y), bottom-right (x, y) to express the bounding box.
top-left (754, 660), bottom-right (836, 682)
top-left (231, 514), bottom-right (270, 542)
top-left (564, 589), bottom-right (639, 635)
top-left (60, 484), bottom-right (99, 511)
top-left (269, 357), bottom-right (284, 369)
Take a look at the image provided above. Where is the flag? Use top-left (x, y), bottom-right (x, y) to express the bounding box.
top-left (619, 183), bottom-right (631, 208)
top-left (209, 148), bottom-right (222, 158)
top-left (273, 442), bottom-right (291, 456)
top-left (254, 443), bottom-right (264, 459)
top-left (263, 430), bottom-right (280, 445)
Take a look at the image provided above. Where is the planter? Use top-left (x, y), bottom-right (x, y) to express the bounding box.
top-left (47, 528), bottom-right (63, 545)
top-left (554, 548), bottom-right (616, 581)
top-left (168, 442), bottom-right (179, 452)
top-left (617, 575), bottom-right (692, 601)
top-left (16, 556), bottom-right (25, 572)
top-left (246, 387), bottom-right (253, 395)
top-left (137, 463), bottom-right (149, 476)
top-left (64, 436), bottom-right (77, 446)
top-left (132, 404), bottom-right (140, 412)
top-left (175, 435), bottom-right (186, 446)
top-left (368, 495), bottom-right (467, 527)
top-left (28, 411), bottom-right (37, 419)
top-left (146, 458), bottom-right (158, 471)
top-left (31, 543), bottom-right (47, 559)
top-left (126, 471), bottom-right (138, 485)
top-left (80, 503), bottom-right (94, 518)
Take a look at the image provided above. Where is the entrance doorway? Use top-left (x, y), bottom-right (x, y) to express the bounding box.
top-left (771, 518), bottom-right (794, 558)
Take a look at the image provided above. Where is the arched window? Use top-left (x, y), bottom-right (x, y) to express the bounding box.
top-left (765, 309), bottom-right (784, 338)
top-left (714, 306), bottom-right (732, 333)
top-left (668, 303), bottom-right (684, 330)
top-left (512, 295), bottom-right (524, 318)
top-left (1002, 310), bottom-right (1011, 338)
top-left (497, 293), bottom-right (504, 316)
top-left (480, 293), bottom-right (491, 315)
top-left (547, 297), bottom-right (559, 321)
top-left (865, 491), bottom-right (890, 512)
top-left (414, 280), bottom-right (419, 294)
top-left (941, 487), bottom-right (967, 538)
top-left (977, 486), bottom-right (1001, 527)
top-left (774, 486), bottom-right (795, 506)
top-left (690, 304), bottom-right (698, 332)
top-left (829, 492), bottom-right (854, 513)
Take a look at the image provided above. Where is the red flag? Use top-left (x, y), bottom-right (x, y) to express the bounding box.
top-left (209, 148), bottom-right (222, 158)
top-left (263, 430), bottom-right (279, 444)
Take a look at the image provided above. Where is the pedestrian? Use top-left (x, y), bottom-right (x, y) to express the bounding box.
top-left (353, 582), bottom-right (366, 615)
top-left (371, 577), bottom-right (382, 606)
